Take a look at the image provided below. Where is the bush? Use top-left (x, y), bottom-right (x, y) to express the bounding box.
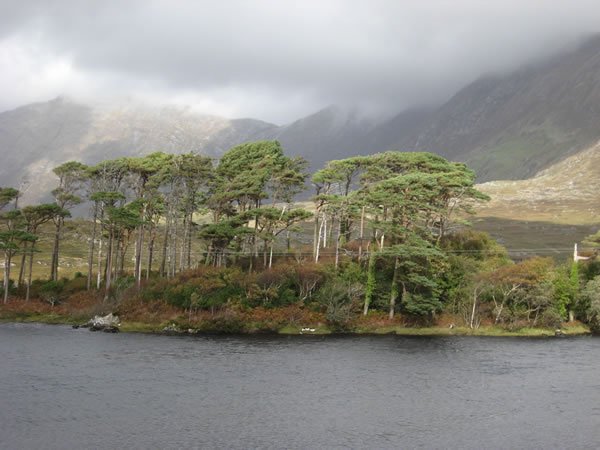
top-left (402, 292), bottom-right (443, 321)
top-left (244, 265), bottom-right (296, 308)
top-left (0, 278), bottom-right (16, 297)
top-left (316, 280), bottom-right (363, 328)
top-left (196, 311), bottom-right (246, 333)
top-left (140, 266), bottom-right (244, 312)
top-left (537, 308), bottom-right (564, 328)
top-left (579, 276), bottom-right (600, 332)
top-left (38, 280), bottom-right (65, 307)
top-left (291, 263), bottom-right (327, 302)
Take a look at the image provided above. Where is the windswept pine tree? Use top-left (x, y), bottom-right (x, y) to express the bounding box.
top-left (50, 161), bottom-right (88, 281)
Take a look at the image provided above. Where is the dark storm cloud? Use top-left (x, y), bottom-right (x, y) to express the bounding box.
top-left (0, 0), bottom-right (599, 122)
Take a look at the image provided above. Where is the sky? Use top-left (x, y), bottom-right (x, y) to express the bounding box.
top-left (0, 0), bottom-right (599, 124)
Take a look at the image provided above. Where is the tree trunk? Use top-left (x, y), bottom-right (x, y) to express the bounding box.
top-left (147, 235), bottom-right (155, 280)
top-left (135, 221), bottom-right (144, 288)
top-left (186, 212), bottom-right (193, 269)
top-left (3, 251), bottom-right (10, 304)
top-left (50, 220), bottom-right (61, 281)
top-left (335, 218), bottom-right (341, 269)
top-left (263, 239), bottom-right (268, 267)
top-left (268, 241), bottom-right (274, 269)
top-left (115, 237), bottom-right (122, 280)
top-left (358, 206), bottom-right (365, 261)
top-left (26, 245), bottom-right (35, 302)
top-left (160, 212), bottom-right (171, 277)
top-left (96, 237), bottom-right (103, 289)
top-left (312, 214), bottom-right (319, 259)
top-left (171, 219), bottom-right (178, 276)
top-left (17, 245), bottom-right (27, 288)
top-left (469, 287), bottom-right (478, 329)
top-left (363, 247), bottom-right (375, 316)
top-left (389, 256), bottom-right (400, 320)
top-left (87, 203), bottom-right (98, 290)
top-left (104, 228), bottom-right (114, 302)
top-left (315, 215), bottom-right (324, 263)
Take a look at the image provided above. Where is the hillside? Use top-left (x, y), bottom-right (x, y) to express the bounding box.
top-left (4, 35), bottom-right (600, 203)
top-left (470, 140), bottom-right (600, 259)
top-left (0, 98), bottom-right (277, 202)
top-left (377, 35), bottom-right (600, 181)
top-left (477, 139), bottom-right (600, 224)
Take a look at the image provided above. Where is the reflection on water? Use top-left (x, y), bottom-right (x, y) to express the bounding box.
top-left (1, 323), bottom-right (599, 449)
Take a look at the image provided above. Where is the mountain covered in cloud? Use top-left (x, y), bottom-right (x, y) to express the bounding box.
top-left (373, 34), bottom-right (600, 181)
top-left (0, 98), bottom-right (278, 202)
top-left (3, 35), bottom-right (600, 203)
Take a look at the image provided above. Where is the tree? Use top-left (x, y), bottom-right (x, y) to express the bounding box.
top-left (0, 188), bottom-right (24, 303)
top-left (198, 217), bottom-right (251, 267)
top-left (579, 276), bottom-right (600, 332)
top-left (241, 207), bottom-right (312, 268)
top-left (441, 230), bottom-right (510, 327)
top-left (208, 141), bottom-right (307, 268)
top-left (170, 153), bottom-right (213, 270)
top-left (102, 204), bottom-right (142, 301)
top-left (19, 204), bottom-right (68, 300)
top-left (483, 257), bottom-right (554, 326)
top-left (50, 161), bottom-right (88, 281)
top-left (0, 188), bottom-right (19, 211)
top-left (363, 170), bottom-right (443, 318)
top-left (312, 157), bottom-right (365, 262)
top-left (0, 207), bottom-right (37, 304)
top-left (86, 158), bottom-right (129, 289)
top-left (126, 152), bottom-right (172, 287)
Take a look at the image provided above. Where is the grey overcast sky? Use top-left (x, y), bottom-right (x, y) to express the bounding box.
top-left (0, 0), bottom-right (599, 123)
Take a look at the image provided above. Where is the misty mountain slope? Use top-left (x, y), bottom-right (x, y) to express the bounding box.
top-left (265, 105), bottom-right (378, 169)
top-left (376, 34), bottom-right (600, 181)
top-left (0, 98), bottom-right (277, 202)
top-left (476, 139), bottom-right (600, 224)
top-left (4, 35), bottom-right (600, 204)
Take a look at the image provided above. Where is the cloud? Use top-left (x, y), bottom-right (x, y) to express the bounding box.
top-left (0, 0), bottom-right (599, 123)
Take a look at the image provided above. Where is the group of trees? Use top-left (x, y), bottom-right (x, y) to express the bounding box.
top-left (2, 140), bottom-right (600, 329)
top-left (0, 142), bottom-right (311, 304)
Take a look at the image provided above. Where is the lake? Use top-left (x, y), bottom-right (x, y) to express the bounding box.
top-left (0, 323), bottom-right (599, 449)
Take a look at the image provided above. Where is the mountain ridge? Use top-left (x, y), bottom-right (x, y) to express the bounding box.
top-left (4, 34), bottom-right (600, 203)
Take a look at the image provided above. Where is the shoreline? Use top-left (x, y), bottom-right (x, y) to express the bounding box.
top-left (1, 312), bottom-right (592, 338)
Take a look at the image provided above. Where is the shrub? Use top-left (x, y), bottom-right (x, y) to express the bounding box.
top-left (38, 280), bottom-right (65, 307)
top-left (579, 276), bottom-right (600, 332)
top-left (316, 280), bottom-right (363, 328)
top-left (537, 308), bottom-right (564, 328)
top-left (0, 278), bottom-right (15, 297)
top-left (291, 263), bottom-right (327, 302)
top-left (244, 265), bottom-right (296, 308)
top-left (402, 292), bottom-right (443, 321)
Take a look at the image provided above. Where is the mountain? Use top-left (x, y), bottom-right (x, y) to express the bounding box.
top-left (375, 34), bottom-right (600, 181)
top-left (469, 139), bottom-right (600, 258)
top-left (4, 34), bottom-right (600, 203)
top-left (0, 100), bottom-right (378, 203)
top-left (477, 139), bottom-right (600, 225)
top-left (267, 105), bottom-right (378, 168)
top-left (0, 98), bottom-right (277, 202)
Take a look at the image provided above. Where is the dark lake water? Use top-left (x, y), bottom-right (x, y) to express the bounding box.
top-left (1, 323), bottom-right (599, 449)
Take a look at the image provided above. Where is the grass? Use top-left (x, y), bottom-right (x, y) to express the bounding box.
top-left (0, 311), bottom-right (79, 325)
top-left (351, 324), bottom-right (590, 337)
top-left (472, 217), bottom-right (600, 261)
top-left (278, 324), bottom-right (332, 335)
top-left (467, 133), bottom-right (566, 182)
top-left (1, 304), bottom-right (591, 337)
